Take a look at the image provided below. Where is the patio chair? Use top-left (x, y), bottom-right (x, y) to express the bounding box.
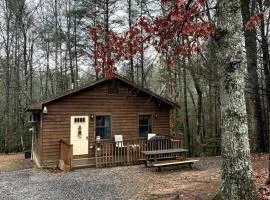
top-left (147, 133), bottom-right (156, 140)
top-left (114, 135), bottom-right (126, 148)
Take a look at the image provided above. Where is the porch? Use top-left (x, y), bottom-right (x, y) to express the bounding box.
top-left (59, 135), bottom-right (184, 170)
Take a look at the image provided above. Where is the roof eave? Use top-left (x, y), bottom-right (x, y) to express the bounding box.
top-left (27, 74), bottom-right (180, 110)
top-left (114, 75), bottom-right (179, 108)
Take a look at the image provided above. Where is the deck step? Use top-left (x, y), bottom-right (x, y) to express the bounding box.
top-left (73, 163), bottom-right (95, 169)
top-left (72, 157), bottom-right (95, 169)
top-left (73, 157), bottom-right (92, 161)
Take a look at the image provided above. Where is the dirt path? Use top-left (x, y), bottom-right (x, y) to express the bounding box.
top-left (135, 154), bottom-right (268, 199)
top-left (135, 157), bottom-right (221, 199)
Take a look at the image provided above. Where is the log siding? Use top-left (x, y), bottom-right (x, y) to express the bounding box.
top-left (29, 77), bottom-right (176, 168)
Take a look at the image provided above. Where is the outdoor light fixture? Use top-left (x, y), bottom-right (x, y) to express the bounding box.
top-left (90, 114), bottom-right (94, 120)
top-left (42, 106), bottom-right (48, 114)
top-left (154, 113), bottom-right (158, 119)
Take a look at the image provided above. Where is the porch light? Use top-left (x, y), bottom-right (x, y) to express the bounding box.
top-left (43, 106), bottom-right (48, 114)
top-left (90, 114), bottom-right (94, 120)
top-left (154, 113), bottom-right (158, 119)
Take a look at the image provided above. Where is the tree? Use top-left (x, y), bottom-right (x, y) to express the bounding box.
top-left (240, 0), bottom-right (266, 152)
top-left (89, 0), bottom-right (213, 78)
top-left (216, 0), bottom-right (257, 198)
top-left (90, 0), bottom-right (259, 198)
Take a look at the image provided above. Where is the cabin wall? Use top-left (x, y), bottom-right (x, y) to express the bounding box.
top-left (40, 81), bottom-right (171, 167)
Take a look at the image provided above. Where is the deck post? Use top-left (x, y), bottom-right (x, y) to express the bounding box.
top-left (127, 142), bottom-right (130, 165)
top-left (59, 140), bottom-right (73, 171)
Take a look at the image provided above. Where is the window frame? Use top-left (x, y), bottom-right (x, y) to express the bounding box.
top-left (138, 114), bottom-right (153, 138)
top-left (29, 113), bottom-right (40, 123)
top-left (74, 117), bottom-right (85, 123)
top-left (95, 115), bottom-right (112, 140)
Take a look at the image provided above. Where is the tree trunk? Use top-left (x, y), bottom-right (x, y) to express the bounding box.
top-left (73, 5), bottom-right (79, 87)
top-left (257, 0), bottom-right (270, 181)
top-left (45, 30), bottom-right (50, 98)
top-left (183, 59), bottom-right (191, 156)
top-left (3, 0), bottom-right (12, 152)
top-left (217, 0), bottom-right (257, 199)
top-left (140, 0), bottom-right (144, 87)
top-left (190, 68), bottom-right (203, 152)
top-left (65, 0), bottom-right (75, 89)
top-left (128, 0), bottom-right (134, 82)
top-left (240, 0), bottom-right (266, 152)
top-left (104, 0), bottom-right (109, 77)
top-left (54, 0), bottom-right (59, 94)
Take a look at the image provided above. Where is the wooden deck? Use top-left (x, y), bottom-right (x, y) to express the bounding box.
top-left (60, 136), bottom-right (184, 170)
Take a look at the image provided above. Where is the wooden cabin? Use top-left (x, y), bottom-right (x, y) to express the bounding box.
top-left (28, 75), bottom-right (181, 169)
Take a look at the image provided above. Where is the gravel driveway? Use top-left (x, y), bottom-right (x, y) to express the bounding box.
top-left (1, 154), bottom-right (267, 200)
top-left (0, 166), bottom-right (147, 200)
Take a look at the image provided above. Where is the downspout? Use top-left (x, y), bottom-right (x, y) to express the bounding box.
top-left (31, 126), bottom-right (36, 160)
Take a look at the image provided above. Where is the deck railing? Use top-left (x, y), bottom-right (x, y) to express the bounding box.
top-left (94, 136), bottom-right (183, 167)
top-left (60, 139), bottom-right (73, 170)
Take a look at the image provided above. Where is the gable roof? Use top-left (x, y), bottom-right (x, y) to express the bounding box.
top-left (28, 74), bottom-right (178, 111)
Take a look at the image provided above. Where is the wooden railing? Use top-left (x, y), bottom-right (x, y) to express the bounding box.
top-left (60, 139), bottom-right (73, 171)
top-left (94, 136), bottom-right (183, 168)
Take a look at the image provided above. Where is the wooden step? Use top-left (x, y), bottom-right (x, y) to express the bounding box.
top-left (73, 163), bottom-right (95, 169)
top-left (73, 157), bottom-right (92, 161)
top-left (72, 157), bottom-right (95, 169)
top-left (73, 154), bottom-right (89, 159)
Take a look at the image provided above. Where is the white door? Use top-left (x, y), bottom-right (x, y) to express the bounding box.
top-left (70, 116), bottom-right (89, 155)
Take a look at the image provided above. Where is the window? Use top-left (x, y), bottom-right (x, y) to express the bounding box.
top-left (108, 80), bottom-right (118, 94)
top-left (74, 117), bottom-right (85, 123)
top-left (29, 113), bottom-right (39, 122)
top-left (96, 115), bottom-right (111, 139)
top-left (139, 115), bottom-right (152, 137)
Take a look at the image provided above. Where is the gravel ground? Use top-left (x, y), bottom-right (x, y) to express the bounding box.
top-left (0, 166), bottom-right (147, 200)
top-left (0, 155), bottom-right (267, 200)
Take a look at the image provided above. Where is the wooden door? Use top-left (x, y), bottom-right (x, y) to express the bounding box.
top-left (70, 116), bottom-right (89, 155)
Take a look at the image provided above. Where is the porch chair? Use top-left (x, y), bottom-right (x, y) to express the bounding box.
top-left (114, 135), bottom-right (126, 148)
top-left (147, 133), bottom-right (156, 140)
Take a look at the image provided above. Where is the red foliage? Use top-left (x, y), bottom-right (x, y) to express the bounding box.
top-left (245, 14), bottom-right (263, 30)
top-left (89, 0), bottom-right (214, 77)
top-left (197, 0), bottom-right (206, 5)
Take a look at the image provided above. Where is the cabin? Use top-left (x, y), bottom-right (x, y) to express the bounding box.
top-left (27, 75), bottom-right (182, 169)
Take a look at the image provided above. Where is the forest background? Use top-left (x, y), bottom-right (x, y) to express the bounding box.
top-left (0, 0), bottom-right (268, 157)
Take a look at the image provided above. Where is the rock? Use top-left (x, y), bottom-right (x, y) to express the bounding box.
top-left (58, 159), bottom-right (70, 172)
